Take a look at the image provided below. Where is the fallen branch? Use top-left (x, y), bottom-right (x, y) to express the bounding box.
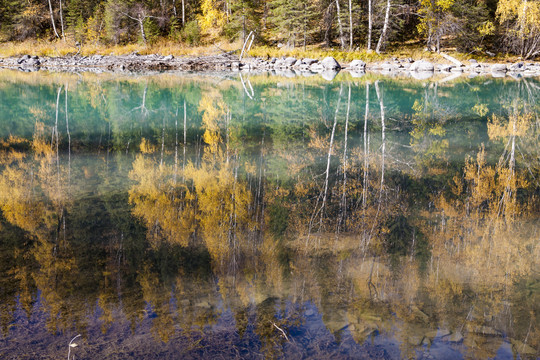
top-left (240, 31), bottom-right (255, 61)
top-left (439, 52), bottom-right (463, 66)
top-left (272, 322), bottom-right (289, 342)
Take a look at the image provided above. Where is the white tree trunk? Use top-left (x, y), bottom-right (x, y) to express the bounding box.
top-left (335, 0), bottom-right (346, 50)
top-left (59, 0), bottom-right (65, 41)
top-left (138, 15), bottom-right (147, 44)
top-left (348, 0), bottom-right (353, 50)
top-left (367, 0), bottom-right (373, 50)
top-left (48, 0), bottom-right (60, 39)
top-left (182, 0), bottom-right (185, 25)
top-left (376, 0), bottom-right (391, 54)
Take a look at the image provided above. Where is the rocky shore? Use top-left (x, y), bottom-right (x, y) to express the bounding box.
top-left (1, 52), bottom-right (540, 79)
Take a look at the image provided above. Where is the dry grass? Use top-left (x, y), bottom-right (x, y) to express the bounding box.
top-left (0, 39), bottom-right (242, 58)
top-left (0, 39), bottom-right (521, 63)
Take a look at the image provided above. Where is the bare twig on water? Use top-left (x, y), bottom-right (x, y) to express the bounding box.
top-left (272, 322), bottom-right (290, 342)
top-left (67, 334), bottom-right (81, 360)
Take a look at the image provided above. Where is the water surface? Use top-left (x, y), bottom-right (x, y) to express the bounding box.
top-left (0, 70), bottom-right (538, 359)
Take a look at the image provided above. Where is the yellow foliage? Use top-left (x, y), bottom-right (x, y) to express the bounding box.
top-left (129, 155), bottom-right (196, 247)
top-left (197, 0), bottom-right (227, 39)
top-left (140, 138), bottom-right (157, 154)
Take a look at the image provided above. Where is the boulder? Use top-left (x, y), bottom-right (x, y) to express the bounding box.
top-left (302, 58), bottom-right (318, 65)
top-left (310, 62), bottom-right (324, 72)
top-left (163, 55), bottom-right (174, 61)
top-left (283, 57), bottom-right (297, 67)
top-left (448, 331), bottom-right (463, 343)
top-left (509, 62), bottom-right (524, 71)
top-left (380, 62), bottom-right (397, 71)
top-left (437, 64), bottom-right (454, 72)
top-left (321, 56), bottom-right (341, 70)
top-left (17, 55), bottom-right (31, 64)
top-left (410, 60), bottom-right (434, 72)
top-left (349, 59), bottom-right (366, 70)
top-left (491, 64), bottom-right (507, 73)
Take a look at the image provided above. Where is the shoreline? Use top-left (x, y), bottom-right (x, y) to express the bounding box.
top-left (1, 52), bottom-right (540, 79)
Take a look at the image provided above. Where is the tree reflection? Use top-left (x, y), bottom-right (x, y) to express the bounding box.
top-left (0, 75), bottom-right (537, 359)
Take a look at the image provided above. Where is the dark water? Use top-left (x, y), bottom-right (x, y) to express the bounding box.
top-left (0, 70), bottom-right (538, 359)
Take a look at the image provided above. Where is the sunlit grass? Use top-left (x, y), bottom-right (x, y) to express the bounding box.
top-left (0, 39), bottom-right (242, 58)
top-left (0, 39), bottom-right (521, 63)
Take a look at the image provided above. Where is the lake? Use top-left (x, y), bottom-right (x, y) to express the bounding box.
top-left (0, 69), bottom-right (538, 359)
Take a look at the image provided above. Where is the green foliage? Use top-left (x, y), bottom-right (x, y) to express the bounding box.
top-left (168, 16), bottom-right (182, 41)
top-left (223, 0), bottom-right (260, 42)
top-left (268, 0), bottom-right (318, 48)
top-left (182, 20), bottom-right (200, 45)
top-left (142, 17), bottom-right (160, 44)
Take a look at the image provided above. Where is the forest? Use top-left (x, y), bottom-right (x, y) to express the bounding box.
top-left (0, 0), bottom-right (539, 59)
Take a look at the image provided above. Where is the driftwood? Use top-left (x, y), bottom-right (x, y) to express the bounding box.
top-left (439, 52), bottom-right (463, 66)
top-left (240, 31), bottom-right (255, 61)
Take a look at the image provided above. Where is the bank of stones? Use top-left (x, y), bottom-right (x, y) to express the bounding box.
top-left (1, 53), bottom-right (540, 79)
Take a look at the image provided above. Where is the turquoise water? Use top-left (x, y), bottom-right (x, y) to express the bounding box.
top-left (0, 70), bottom-right (538, 359)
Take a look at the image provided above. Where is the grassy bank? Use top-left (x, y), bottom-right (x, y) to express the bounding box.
top-left (0, 39), bottom-right (522, 64)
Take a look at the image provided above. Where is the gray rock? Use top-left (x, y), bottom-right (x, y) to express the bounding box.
top-left (321, 56), bottom-right (341, 70)
top-left (410, 60), bottom-right (434, 72)
top-left (438, 64), bottom-right (454, 72)
top-left (448, 331), bottom-right (463, 343)
top-left (283, 57), bottom-right (297, 67)
top-left (509, 62), bottom-right (524, 71)
top-left (491, 64), bottom-right (507, 72)
top-left (469, 59), bottom-right (478, 64)
top-left (400, 63), bottom-right (411, 70)
top-left (17, 55), bottom-right (31, 64)
top-left (302, 58), bottom-right (318, 65)
top-left (310, 62), bottom-right (324, 72)
top-left (380, 62), bottom-right (397, 71)
top-left (349, 59), bottom-right (366, 69)
top-left (163, 55), bottom-right (174, 61)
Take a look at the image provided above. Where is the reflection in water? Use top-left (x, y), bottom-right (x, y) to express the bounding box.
top-left (0, 70), bottom-right (538, 359)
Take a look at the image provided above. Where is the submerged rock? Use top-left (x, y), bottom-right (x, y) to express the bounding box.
top-left (448, 331), bottom-right (463, 343)
top-left (511, 339), bottom-right (537, 355)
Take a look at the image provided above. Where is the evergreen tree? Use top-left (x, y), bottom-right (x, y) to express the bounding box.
top-left (268, 0), bottom-right (317, 49)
